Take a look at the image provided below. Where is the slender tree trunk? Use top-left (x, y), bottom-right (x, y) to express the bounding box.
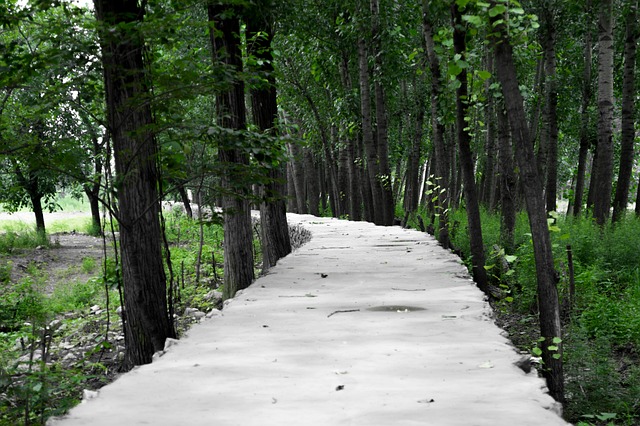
top-left (175, 182), bottom-right (193, 219)
top-left (586, 148), bottom-right (598, 211)
top-left (286, 161), bottom-right (297, 213)
top-left (497, 101), bottom-right (516, 253)
top-left (208, 4), bottom-right (255, 299)
top-left (359, 136), bottom-right (374, 222)
top-left (404, 84), bottom-right (424, 215)
top-left (85, 184), bottom-right (102, 229)
top-left (94, 0), bottom-right (176, 368)
top-left (612, 0), bottom-right (638, 223)
top-left (452, 4), bottom-right (490, 297)
top-left (370, 0), bottom-right (394, 226)
top-left (358, 37), bottom-right (384, 225)
top-left (246, 8), bottom-right (292, 270)
top-left (542, 8), bottom-right (559, 213)
top-left (573, 1), bottom-right (593, 217)
top-left (593, 0), bottom-right (615, 226)
top-left (288, 141), bottom-right (307, 214)
top-left (491, 5), bottom-right (564, 403)
top-left (30, 192), bottom-right (46, 234)
top-left (304, 148), bottom-right (321, 216)
top-left (482, 51), bottom-right (497, 211)
top-left (337, 137), bottom-right (349, 217)
top-left (338, 52), bottom-right (362, 221)
top-left (422, 0), bottom-right (450, 248)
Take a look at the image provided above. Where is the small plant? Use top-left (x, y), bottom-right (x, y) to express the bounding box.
top-left (81, 257), bottom-right (97, 274)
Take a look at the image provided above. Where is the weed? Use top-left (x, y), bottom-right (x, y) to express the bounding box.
top-left (81, 257), bottom-right (97, 274)
top-left (0, 230), bottom-right (50, 254)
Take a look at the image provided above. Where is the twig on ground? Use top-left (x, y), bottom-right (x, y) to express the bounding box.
top-left (327, 309), bottom-right (360, 318)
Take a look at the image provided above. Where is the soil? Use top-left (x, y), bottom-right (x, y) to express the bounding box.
top-left (0, 212), bottom-right (109, 293)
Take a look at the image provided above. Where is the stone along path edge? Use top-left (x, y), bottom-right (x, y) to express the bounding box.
top-left (49, 214), bottom-right (568, 426)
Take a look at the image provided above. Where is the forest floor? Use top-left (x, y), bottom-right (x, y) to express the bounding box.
top-left (47, 214), bottom-right (568, 426)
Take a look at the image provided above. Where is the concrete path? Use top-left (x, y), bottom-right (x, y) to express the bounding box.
top-left (49, 214), bottom-right (567, 426)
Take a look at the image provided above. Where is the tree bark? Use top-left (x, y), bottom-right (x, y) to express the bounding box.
top-left (422, 0), bottom-right (450, 248)
top-left (452, 4), bottom-right (490, 297)
top-left (208, 4), bottom-right (255, 299)
top-left (338, 51), bottom-right (362, 221)
top-left (30, 191), bottom-right (46, 234)
top-left (482, 50), bottom-right (497, 211)
top-left (304, 148), bottom-right (321, 216)
top-left (404, 82), bottom-right (424, 215)
top-left (370, 0), bottom-right (394, 226)
top-left (491, 4), bottom-right (564, 403)
top-left (593, 0), bottom-right (615, 226)
top-left (246, 7), bottom-right (292, 270)
top-left (542, 8), bottom-right (558, 213)
top-left (93, 0), bottom-right (176, 368)
top-left (612, 0), bottom-right (638, 222)
top-left (573, 1), bottom-right (593, 217)
top-left (357, 37), bottom-right (384, 225)
top-left (497, 101), bottom-right (517, 253)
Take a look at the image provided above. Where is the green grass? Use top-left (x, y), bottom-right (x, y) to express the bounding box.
top-left (0, 230), bottom-right (50, 253)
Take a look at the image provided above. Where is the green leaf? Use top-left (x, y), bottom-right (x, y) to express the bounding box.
top-left (548, 345), bottom-right (558, 351)
top-left (505, 296), bottom-right (513, 303)
top-left (447, 62), bottom-right (462, 77)
top-left (552, 354), bottom-right (561, 359)
top-left (489, 5), bottom-right (507, 17)
top-left (532, 347), bottom-right (542, 356)
top-left (552, 337), bottom-right (562, 344)
top-left (462, 15), bottom-right (483, 26)
top-left (476, 70), bottom-right (492, 80)
top-left (504, 255), bottom-right (517, 263)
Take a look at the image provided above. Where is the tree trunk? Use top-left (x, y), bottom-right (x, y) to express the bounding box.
top-left (482, 50), bottom-right (497, 211)
top-left (30, 192), bottom-right (46, 235)
top-left (497, 101), bottom-right (517, 253)
top-left (422, 0), bottom-right (450, 248)
top-left (208, 4), bottom-right (255, 299)
top-left (359, 136), bottom-right (375, 222)
top-left (304, 148), bottom-right (320, 216)
top-left (246, 8), bottom-right (292, 270)
top-left (358, 37), bottom-right (384, 225)
top-left (176, 182), bottom-right (193, 219)
top-left (370, 0), bottom-right (394, 226)
top-left (491, 4), bottom-right (564, 403)
top-left (404, 84), bottom-right (424, 215)
top-left (286, 161), bottom-right (297, 213)
top-left (542, 9), bottom-right (558, 213)
top-left (452, 4), bottom-right (490, 297)
top-left (612, 0), bottom-right (638, 223)
top-left (338, 52), bottom-right (362, 221)
top-left (93, 0), bottom-right (176, 368)
top-left (84, 184), bottom-right (102, 230)
top-left (288, 141), bottom-right (307, 214)
top-left (573, 1), bottom-right (593, 217)
top-left (593, 0), bottom-right (615, 226)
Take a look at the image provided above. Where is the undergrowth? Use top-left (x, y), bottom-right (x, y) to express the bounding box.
top-left (0, 208), bottom-right (239, 425)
